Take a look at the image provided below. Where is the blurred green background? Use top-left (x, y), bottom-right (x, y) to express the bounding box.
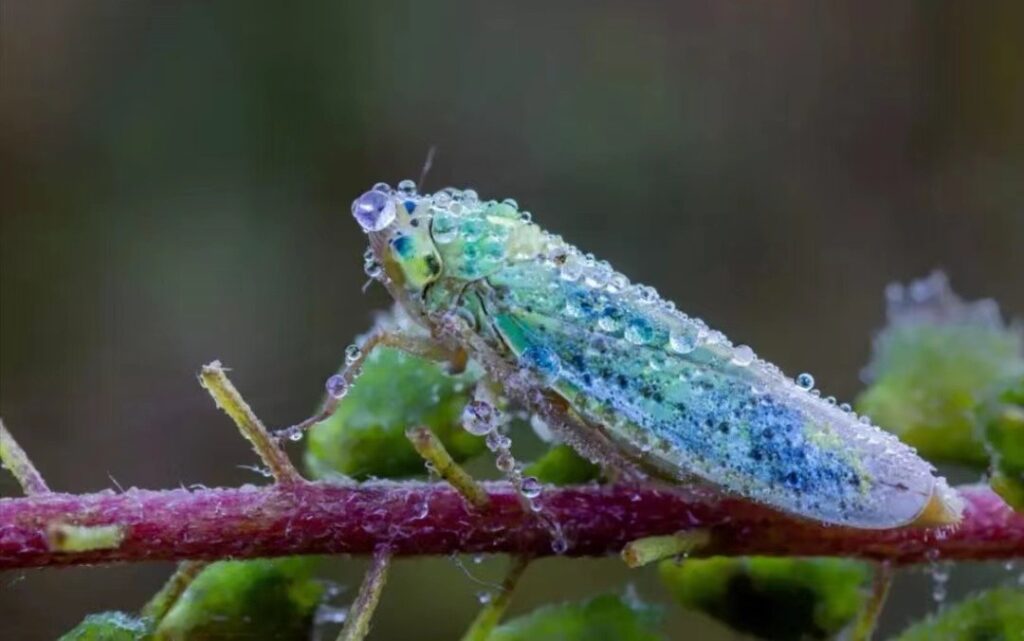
top-left (1, 1), bottom-right (1022, 639)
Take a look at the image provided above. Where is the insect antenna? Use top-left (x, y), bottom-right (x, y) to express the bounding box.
top-left (417, 145), bottom-right (437, 191)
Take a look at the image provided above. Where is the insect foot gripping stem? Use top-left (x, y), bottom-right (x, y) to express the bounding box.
top-left (349, 182), bottom-right (963, 530)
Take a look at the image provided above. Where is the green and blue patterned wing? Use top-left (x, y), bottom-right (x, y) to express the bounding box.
top-left (485, 258), bottom-right (953, 529)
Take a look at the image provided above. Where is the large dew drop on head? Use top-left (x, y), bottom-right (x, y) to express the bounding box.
top-left (351, 190), bottom-right (396, 232)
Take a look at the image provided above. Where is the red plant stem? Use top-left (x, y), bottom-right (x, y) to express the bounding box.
top-left (0, 482), bottom-right (1020, 570)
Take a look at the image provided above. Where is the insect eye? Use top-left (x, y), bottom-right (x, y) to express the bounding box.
top-left (351, 190), bottom-right (396, 232)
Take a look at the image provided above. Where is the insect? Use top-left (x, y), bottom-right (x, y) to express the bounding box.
top-left (319, 180), bottom-right (962, 529)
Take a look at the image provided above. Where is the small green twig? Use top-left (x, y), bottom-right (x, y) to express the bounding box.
top-left (621, 530), bottom-right (711, 568)
top-left (460, 555), bottom-right (531, 641)
top-left (337, 547), bottom-right (392, 641)
top-left (0, 419), bottom-right (50, 495)
top-left (199, 361), bottom-right (302, 485)
top-left (141, 560), bottom-right (207, 623)
top-left (849, 561), bottom-right (894, 641)
top-left (406, 425), bottom-right (491, 510)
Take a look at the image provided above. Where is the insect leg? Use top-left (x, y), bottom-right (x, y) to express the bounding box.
top-left (273, 329), bottom-right (466, 440)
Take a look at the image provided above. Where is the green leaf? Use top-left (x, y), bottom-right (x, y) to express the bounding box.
top-left (152, 557), bottom-right (324, 641)
top-left (304, 345), bottom-right (485, 479)
top-left (856, 272), bottom-right (1024, 467)
top-left (890, 587), bottom-right (1024, 641)
top-left (979, 375), bottom-right (1024, 509)
top-left (486, 594), bottom-right (664, 641)
top-left (524, 443), bottom-right (600, 485)
top-left (659, 557), bottom-right (869, 641)
top-left (59, 612), bottom-right (152, 641)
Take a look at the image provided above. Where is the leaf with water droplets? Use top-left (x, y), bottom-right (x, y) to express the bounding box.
top-left (59, 612), bottom-right (152, 641)
top-left (659, 557), bottom-right (869, 641)
top-left (979, 375), bottom-right (1024, 509)
top-left (485, 594), bottom-right (664, 641)
top-left (153, 558), bottom-right (325, 641)
top-left (891, 587), bottom-right (1024, 641)
top-left (305, 345), bottom-right (485, 479)
top-left (858, 272), bottom-right (1024, 467)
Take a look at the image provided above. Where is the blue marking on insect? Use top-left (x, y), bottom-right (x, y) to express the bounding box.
top-left (350, 182), bottom-right (963, 529)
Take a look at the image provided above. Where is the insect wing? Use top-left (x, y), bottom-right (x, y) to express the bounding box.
top-left (485, 260), bottom-right (939, 528)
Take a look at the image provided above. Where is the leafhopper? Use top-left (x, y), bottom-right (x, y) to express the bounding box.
top-left (324, 181), bottom-right (961, 529)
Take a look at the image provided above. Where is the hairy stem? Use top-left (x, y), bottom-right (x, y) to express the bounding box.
top-left (1, 483), bottom-right (1020, 569)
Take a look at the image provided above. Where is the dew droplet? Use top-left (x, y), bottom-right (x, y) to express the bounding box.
top-left (669, 331), bottom-right (697, 354)
top-left (476, 591), bottom-right (493, 605)
top-left (521, 476), bottom-right (542, 499)
top-left (352, 190), bottom-right (396, 232)
top-left (796, 373), bottom-right (815, 390)
top-left (496, 452), bottom-right (516, 473)
top-left (462, 401), bottom-right (496, 436)
top-left (551, 535), bottom-right (569, 554)
top-left (928, 559), bottom-right (952, 604)
top-left (363, 259), bottom-right (383, 279)
top-left (397, 179), bottom-right (417, 195)
top-left (345, 344), bottom-right (362, 365)
top-left (597, 316), bottom-right (619, 333)
top-left (325, 375), bottom-right (348, 399)
top-left (563, 301), bottom-right (584, 319)
top-left (731, 345), bottom-right (755, 366)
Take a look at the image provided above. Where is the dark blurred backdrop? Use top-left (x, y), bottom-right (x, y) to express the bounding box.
top-left (2, 2), bottom-right (1022, 639)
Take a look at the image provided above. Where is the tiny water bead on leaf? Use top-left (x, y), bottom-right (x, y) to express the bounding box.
top-left (857, 271), bottom-right (1024, 467)
top-left (658, 557), bottom-right (870, 641)
top-left (352, 184), bottom-right (962, 529)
